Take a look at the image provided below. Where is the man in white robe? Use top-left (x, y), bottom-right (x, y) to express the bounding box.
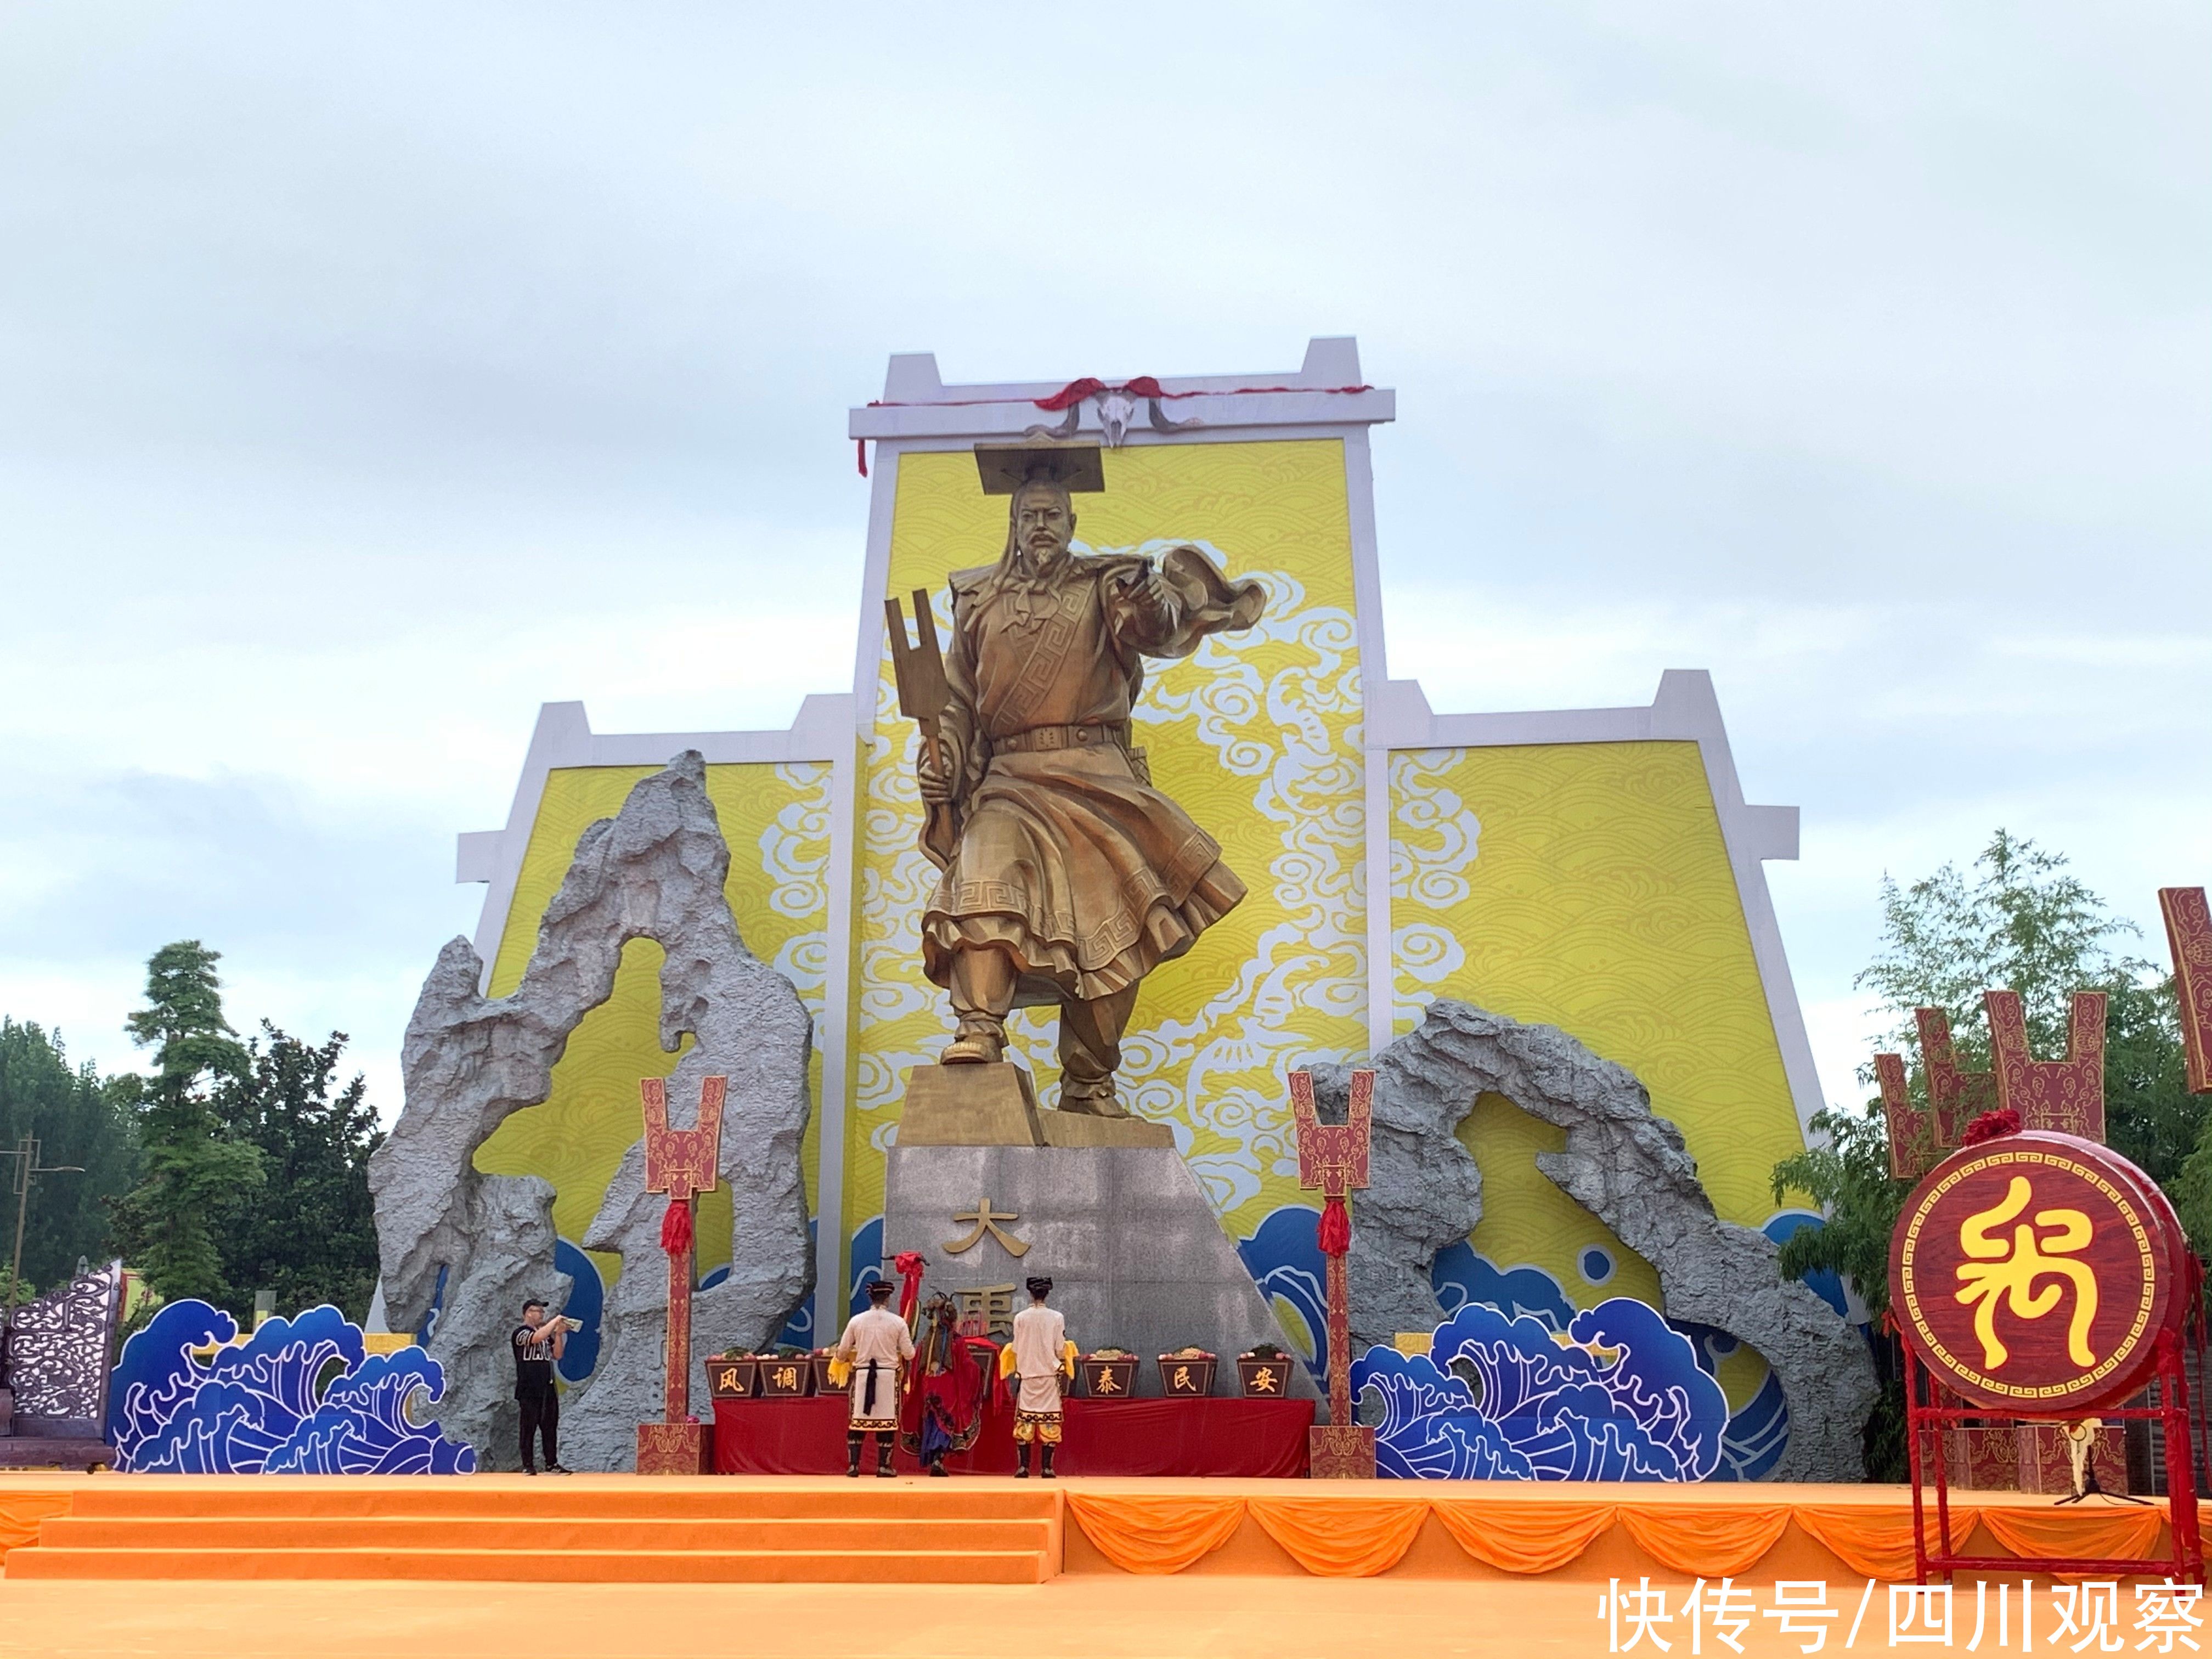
top-left (832, 1277), bottom-right (915, 1478)
top-left (999, 1275), bottom-right (1075, 1479)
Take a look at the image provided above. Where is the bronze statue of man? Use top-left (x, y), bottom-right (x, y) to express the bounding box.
top-left (913, 450), bottom-right (1263, 1117)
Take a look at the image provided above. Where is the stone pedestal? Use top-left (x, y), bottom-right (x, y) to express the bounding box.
top-left (898, 1063), bottom-right (1174, 1149)
top-left (884, 1064), bottom-right (1316, 1403)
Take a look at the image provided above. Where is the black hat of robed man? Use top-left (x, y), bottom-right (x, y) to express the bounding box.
top-left (866, 1278), bottom-right (895, 1301)
top-left (1025, 1276), bottom-right (1053, 1299)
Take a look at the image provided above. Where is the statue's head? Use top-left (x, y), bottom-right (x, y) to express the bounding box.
top-left (1009, 475), bottom-right (1075, 567)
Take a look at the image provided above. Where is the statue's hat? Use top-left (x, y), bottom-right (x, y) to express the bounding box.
top-left (975, 441), bottom-right (1105, 495)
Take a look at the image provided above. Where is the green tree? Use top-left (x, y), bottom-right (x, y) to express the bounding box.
top-left (1832, 830), bottom-right (2200, 1193)
top-left (1859, 829), bottom-right (2141, 1068)
top-left (111, 941), bottom-right (261, 1307)
top-left (210, 1024), bottom-right (383, 1321)
top-left (0, 1019), bottom-right (139, 1285)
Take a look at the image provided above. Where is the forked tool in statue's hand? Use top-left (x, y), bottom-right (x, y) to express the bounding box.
top-left (886, 588), bottom-right (961, 865)
top-left (885, 588), bottom-right (950, 751)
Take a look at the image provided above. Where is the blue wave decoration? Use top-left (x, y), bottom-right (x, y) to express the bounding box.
top-left (1433, 1244), bottom-right (1796, 1479)
top-left (1235, 1205), bottom-right (1329, 1385)
top-left (108, 1300), bottom-right (476, 1475)
top-left (1432, 1240), bottom-right (1576, 1330)
top-left (847, 1216), bottom-right (884, 1316)
top-left (1352, 1296), bottom-right (1729, 1481)
top-left (552, 1239), bottom-right (603, 1383)
top-left (413, 1262), bottom-right (446, 1346)
top-left (1763, 1211), bottom-right (1849, 1319)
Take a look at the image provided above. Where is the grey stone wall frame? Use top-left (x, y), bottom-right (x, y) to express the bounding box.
top-left (1317, 999), bottom-right (1877, 1483)
top-left (369, 751), bottom-right (815, 1470)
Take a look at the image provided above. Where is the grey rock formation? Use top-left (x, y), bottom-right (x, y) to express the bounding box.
top-left (419, 1176), bottom-right (570, 1461)
top-left (1335, 999), bottom-right (1876, 1483)
top-left (884, 1143), bottom-right (1322, 1406)
top-left (369, 751), bottom-right (815, 1471)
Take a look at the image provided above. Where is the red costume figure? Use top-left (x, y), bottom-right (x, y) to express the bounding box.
top-left (1289, 1068), bottom-right (1375, 1480)
top-left (901, 1293), bottom-right (1000, 1477)
top-left (634, 1074), bottom-right (725, 1475)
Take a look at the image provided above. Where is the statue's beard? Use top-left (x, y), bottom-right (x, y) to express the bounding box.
top-left (992, 534), bottom-right (1069, 633)
top-left (1013, 537), bottom-right (1066, 576)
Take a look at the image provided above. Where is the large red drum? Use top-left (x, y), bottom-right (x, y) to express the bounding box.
top-left (1890, 1131), bottom-right (2188, 1414)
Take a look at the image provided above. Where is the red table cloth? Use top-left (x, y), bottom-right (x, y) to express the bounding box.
top-left (711, 1393), bottom-right (1313, 1478)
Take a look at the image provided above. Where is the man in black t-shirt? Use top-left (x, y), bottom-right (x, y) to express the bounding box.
top-left (511, 1299), bottom-right (572, 1475)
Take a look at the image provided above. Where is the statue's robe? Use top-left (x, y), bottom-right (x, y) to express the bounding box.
top-left (920, 546), bottom-right (1263, 1007)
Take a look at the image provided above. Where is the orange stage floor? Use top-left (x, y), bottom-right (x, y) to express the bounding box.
top-left (0, 1474), bottom-right (2191, 1659)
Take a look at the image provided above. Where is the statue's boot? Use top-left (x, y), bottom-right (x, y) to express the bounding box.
top-left (1057, 986), bottom-right (1138, 1118)
top-left (942, 948), bottom-right (1015, 1064)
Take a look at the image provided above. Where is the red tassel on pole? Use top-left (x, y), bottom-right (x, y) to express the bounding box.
top-left (659, 1197), bottom-right (693, 1257)
top-left (856, 439), bottom-right (868, 477)
top-left (892, 1250), bottom-right (928, 1322)
top-left (1317, 1195), bottom-right (1351, 1257)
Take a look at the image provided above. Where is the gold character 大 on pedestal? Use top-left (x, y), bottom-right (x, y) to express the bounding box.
top-left (944, 1198), bottom-right (1029, 1258)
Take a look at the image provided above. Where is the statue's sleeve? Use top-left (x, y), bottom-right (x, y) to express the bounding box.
top-left (1105, 546), bottom-right (1266, 662)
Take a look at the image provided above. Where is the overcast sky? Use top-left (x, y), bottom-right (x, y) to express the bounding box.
top-left (2, 3), bottom-right (2205, 1121)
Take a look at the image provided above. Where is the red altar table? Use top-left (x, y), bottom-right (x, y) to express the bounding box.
top-left (711, 1393), bottom-right (1313, 1479)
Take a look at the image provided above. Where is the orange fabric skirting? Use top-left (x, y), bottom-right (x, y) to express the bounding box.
top-left (1249, 1498), bottom-right (1430, 1578)
top-left (1430, 1500), bottom-right (1618, 1574)
top-left (1793, 1505), bottom-right (1982, 1582)
top-left (1980, 1505), bottom-right (2165, 1564)
top-left (1064, 1494), bottom-right (1249, 1574)
top-left (0, 1493), bottom-right (72, 1565)
top-left (1616, 1504), bottom-right (1795, 1577)
top-left (1063, 1489), bottom-right (2182, 1579)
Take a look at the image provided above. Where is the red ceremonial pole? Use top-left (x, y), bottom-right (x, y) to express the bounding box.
top-left (635, 1075), bottom-right (726, 1475)
top-left (1289, 1068), bottom-right (1375, 1479)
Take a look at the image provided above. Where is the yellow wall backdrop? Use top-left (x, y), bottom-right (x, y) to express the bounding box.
top-left (852, 439), bottom-right (1370, 1243)
top-left (476, 761), bottom-right (833, 1296)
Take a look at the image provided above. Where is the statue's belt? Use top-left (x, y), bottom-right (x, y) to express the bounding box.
top-left (992, 723), bottom-right (1123, 755)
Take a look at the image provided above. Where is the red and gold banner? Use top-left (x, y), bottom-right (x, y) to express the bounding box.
top-left (2162, 887), bottom-right (2212, 1096)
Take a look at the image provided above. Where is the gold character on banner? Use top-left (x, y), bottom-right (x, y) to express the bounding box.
top-left (1171, 1364), bottom-right (1192, 1390)
top-left (1092, 1366), bottom-right (1122, 1395)
top-left (1953, 1176), bottom-right (2099, 1368)
top-left (771, 1365), bottom-right (799, 1390)
top-left (1249, 1365), bottom-right (1279, 1393)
